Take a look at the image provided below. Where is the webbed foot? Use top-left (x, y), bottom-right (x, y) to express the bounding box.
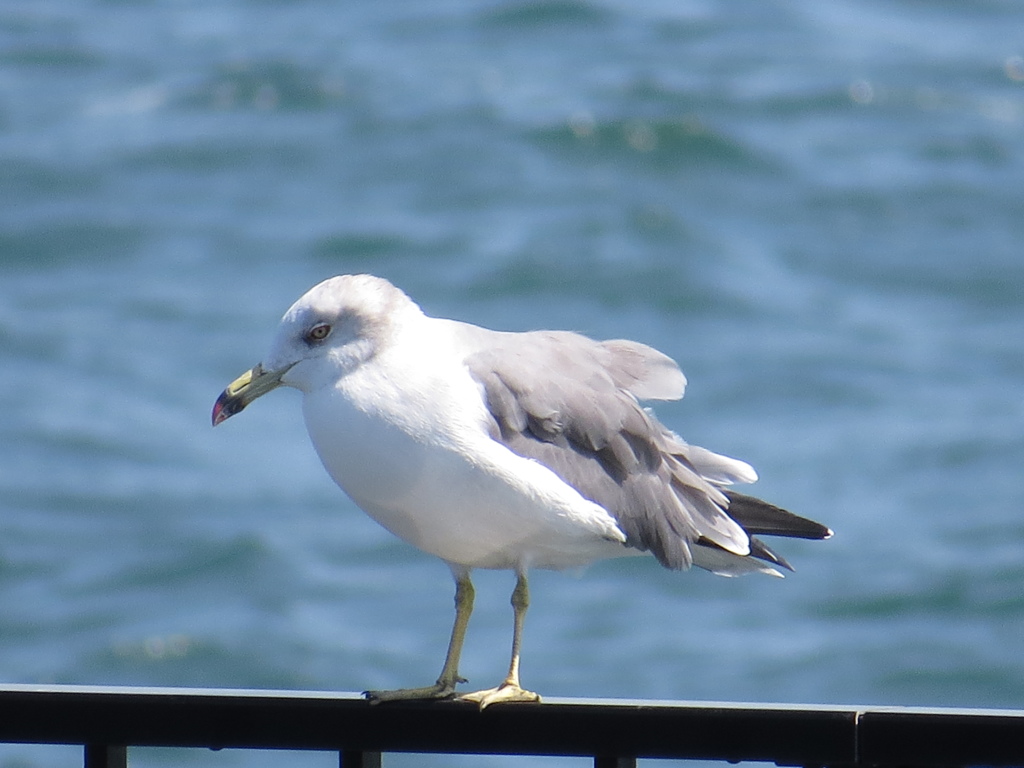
top-left (364, 675), bottom-right (465, 703)
top-left (458, 682), bottom-right (541, 709)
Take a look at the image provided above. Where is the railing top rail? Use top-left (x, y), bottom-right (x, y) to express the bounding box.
top-left (1, 684), bottom-right (1023, 766)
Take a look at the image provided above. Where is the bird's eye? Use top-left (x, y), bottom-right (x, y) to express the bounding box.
top-left (305, 323), bottom-right (332, 343)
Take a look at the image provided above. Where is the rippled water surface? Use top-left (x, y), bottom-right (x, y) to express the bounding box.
top-left (2, 1), bottom-right (1023, 766)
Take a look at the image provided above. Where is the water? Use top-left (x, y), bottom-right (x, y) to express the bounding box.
top-left (1, 0), bottom-right (1023, 765)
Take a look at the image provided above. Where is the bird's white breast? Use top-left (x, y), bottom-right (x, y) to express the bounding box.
top-left (300, 321), bottom-right (626, 570)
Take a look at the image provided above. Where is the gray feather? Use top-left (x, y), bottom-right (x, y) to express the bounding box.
top-left (466, 331), bottom-right (764, 570)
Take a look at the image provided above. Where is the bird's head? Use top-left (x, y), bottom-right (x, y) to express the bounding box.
top-left (212, 274), bottom-right (413, 426)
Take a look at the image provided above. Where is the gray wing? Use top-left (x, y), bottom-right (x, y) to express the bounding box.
top-left (464, 330), bottom-right (756, 570)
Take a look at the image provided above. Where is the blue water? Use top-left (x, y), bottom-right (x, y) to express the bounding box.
top-left (2, 1), bottom-right (1023, 766)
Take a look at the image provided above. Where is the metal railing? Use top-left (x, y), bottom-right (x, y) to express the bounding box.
top-left (2, 684), bottom-right (1024, 767)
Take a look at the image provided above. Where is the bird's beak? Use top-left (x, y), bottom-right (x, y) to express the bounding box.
top-left (212, 363), bottom-right (293, 427)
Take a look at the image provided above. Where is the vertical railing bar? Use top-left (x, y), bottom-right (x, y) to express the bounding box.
top-left (84, 744), bottom-right (127, 768)
top-left (340, 749), bottom-right (382, 768)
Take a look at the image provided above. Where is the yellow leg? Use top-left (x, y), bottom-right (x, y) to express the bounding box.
top-left (365, 570), bottom-right (474, 702)
top-left (459, 571), bottom-right (541, 709)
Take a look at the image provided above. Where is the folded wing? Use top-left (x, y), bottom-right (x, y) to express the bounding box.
top-left (465, 330), bottom-right (828, 572)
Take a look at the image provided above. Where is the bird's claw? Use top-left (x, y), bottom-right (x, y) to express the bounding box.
top-left (458, 682), bottom-right (541, 709)
top-left (363, 676), bottom-right (464, 704)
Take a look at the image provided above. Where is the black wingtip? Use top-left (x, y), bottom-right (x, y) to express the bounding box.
top-left (748, 535), bottom-right (795, 571)
top-left (724, 491), bottom-right (832, 541)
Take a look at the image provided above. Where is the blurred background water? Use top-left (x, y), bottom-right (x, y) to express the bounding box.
top-left (1, 0), bottom-right (1023, 766)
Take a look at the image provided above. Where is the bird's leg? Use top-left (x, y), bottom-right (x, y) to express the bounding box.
top-left (459, 571), bottom-right (541, 709)
top-left (365, 570), bottom-right (474, 702)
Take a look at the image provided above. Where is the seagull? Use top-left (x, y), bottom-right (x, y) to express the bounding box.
top-left (212, 274), bottom-right (831, 708)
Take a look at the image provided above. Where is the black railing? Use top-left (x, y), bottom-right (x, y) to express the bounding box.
top-left (2, 684), bottom-right (1024, 767)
